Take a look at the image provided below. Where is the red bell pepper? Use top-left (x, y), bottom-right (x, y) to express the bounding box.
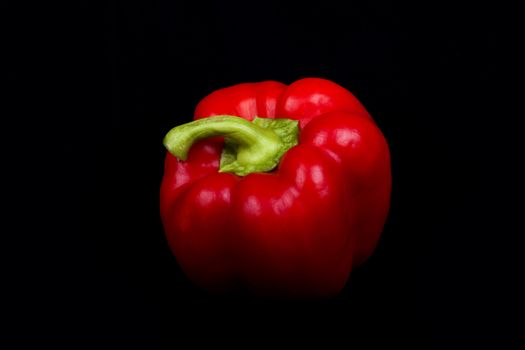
top-left (160, 78), bottom-right (391, 298)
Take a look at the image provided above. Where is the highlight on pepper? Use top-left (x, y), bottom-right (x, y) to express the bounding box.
top-left (160, 78), bottom-right (391, 298)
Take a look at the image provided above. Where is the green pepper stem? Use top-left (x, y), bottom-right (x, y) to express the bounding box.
top-left (163, 115), bottom-right (298, 176)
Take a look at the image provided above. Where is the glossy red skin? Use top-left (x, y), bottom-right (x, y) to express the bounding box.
top-left (160, 78), bottom-right (391, 298)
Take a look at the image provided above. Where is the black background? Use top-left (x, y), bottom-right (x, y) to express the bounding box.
top-left (6, 0), bottom-right (512, 348)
